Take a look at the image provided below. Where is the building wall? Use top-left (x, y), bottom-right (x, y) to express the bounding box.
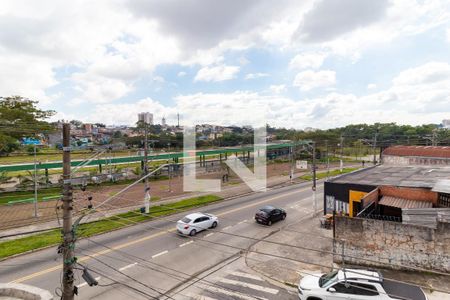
top-left (334, 216), bottom-right (450, 272)
top-left (383, 155), bottom-right (450, 166)
top-left (379, 186), bottom-right (438, 205)
top-left (324, 182), bottom-right (376, 214)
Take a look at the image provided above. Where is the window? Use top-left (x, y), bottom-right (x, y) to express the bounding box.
top-left (319, 270), bottom-right (338, 287)
top-left (193, 218), bottom-right (201, 223)
top-left (331, 282), bottom-right (378, 296)
top-left (181, 217), bottom-right (191, 223)
top-left (351, 283), bottom-right (379, 296)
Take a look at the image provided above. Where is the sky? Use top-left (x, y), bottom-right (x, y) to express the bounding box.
top-left (1, 0), bottom-right (450, 129)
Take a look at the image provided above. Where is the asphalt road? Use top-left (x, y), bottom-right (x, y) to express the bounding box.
top-left (0, 181), bottom-right (323, 299)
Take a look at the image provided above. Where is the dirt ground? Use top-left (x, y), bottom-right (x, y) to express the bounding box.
top-left (0, 161), bottom-right (345, 230)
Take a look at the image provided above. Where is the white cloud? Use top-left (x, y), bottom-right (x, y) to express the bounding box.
top-left (293, 70), bottom-right (336, 91)
top-left (447, 28), bottom-right (450, 42)
top-left (177, 71), bottom-right (187, 77)
top-left (393, 61), bottom-right (450, 86)
top-left (245, 73), bottom-right (269, 80)
top-left (367, 83), bottom-right (377, 90)
top-left (153, 76), bottom-right (165, 83)
top-left (269, 84), bottom-right (286, 94)
top-left (289, 52), bottom-right (327, 70)
top-left (194, 65), bottom-right (240, 82)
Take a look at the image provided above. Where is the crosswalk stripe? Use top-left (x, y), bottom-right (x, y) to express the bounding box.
top-left (219, 278), bottom-right (279, 295)
top-left (204, 285), bottom-right (269, 300)
top-left (230, 271), bottom-right (263, 281)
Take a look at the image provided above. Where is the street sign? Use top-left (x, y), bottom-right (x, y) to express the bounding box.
top-left (296, 160), bottom-right (308, 169)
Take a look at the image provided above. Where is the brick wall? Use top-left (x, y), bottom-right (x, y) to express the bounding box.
top-left (379, 186), bottom-right (438, 205)
top-left (383, 155), bottom-right (450, 166)
top-left (334, 216), bottom-right (450, 272)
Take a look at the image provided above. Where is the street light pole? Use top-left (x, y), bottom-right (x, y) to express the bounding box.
top-left (144, 122), bottom-right (150, 213)
top-left (33, 143), bottom-right (38, 218)
top-left (312, 141), bottom-right (317, 215)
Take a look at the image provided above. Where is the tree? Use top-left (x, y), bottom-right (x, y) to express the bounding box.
top-left (0, 96), bottom-right (55, 155)
top-left (0, 134), bottom-right (19, 156)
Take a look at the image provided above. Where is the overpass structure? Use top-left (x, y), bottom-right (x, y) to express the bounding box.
top-left (0, 141), bottom-right (312, 172)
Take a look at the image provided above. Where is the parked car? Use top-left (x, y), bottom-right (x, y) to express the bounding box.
top-left (254, 205), bottom-right (286, 226)
top-left (298, 269), bottom-right (427, 300)
top-left (176, 212), bottom-right (218, 236)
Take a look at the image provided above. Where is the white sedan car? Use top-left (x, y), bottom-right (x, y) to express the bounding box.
top-left (176, 212), bottom-right (218, 236)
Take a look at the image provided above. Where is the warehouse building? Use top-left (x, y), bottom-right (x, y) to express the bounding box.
top-left (324, 146), bottom-right (450, 219)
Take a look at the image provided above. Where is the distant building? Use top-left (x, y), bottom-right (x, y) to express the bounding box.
top-left (442, 119), bottom-right (450, 129)
top-left (161, 117), bottom-right (167, 126)
top-left (138, 112), bottom-right (153, 125)
top-left (84, 123), bottom-right (93, 134)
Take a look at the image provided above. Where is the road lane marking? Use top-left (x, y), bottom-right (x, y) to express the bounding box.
top-left (118, 262), bottom-right (138, 271)
top-left (230, 271), bottom-right (263, 281)
top-left (10, 184), bottom-right (322, 283)
top-left (222, 226), bottom-right (232, 230)
top-left (205, 233), bottom-right (214, 237)
top-left (152, 250), bottom-right (168, 259)
top-left (77, 276), bottom-right (101, 288)
top-left (179, 241), bottom-right (193, 247)
top-left (205, 285), bottom-right (269, 300)
top-left (237, 220), bottom-right (245, 225)
top-left (220, 278), bottom-right (279, 294)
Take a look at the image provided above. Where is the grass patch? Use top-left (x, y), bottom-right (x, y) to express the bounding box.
top-left (0, 194), bottom-right (221, 259)
top-left (0, 188), bottom-right (61, 205)
top-left (299, 167), bottom-right (360, 181)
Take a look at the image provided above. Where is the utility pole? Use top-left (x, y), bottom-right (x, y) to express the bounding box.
top-left (144, 122), bottom-right (150, 213)
top-left (33, 143), bottom-right (38, 218)
top-left (312, 141), bottom-right (317, 215)
top-left (62, 123), bottom-right (74, 300)
top-left (372, 128), bottom-right (378, 165)
top-left (340, 134), bottom-right (344, 172)
top-left (289, 143), bottom-right (294, 183)
top-left (325, 140), bottom-right (329, 180)
top-left (432, 129), bottom-right (438, 146)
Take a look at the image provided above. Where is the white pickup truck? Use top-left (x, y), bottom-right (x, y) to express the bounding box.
top-left (298, 269), bottom-right (427, 300)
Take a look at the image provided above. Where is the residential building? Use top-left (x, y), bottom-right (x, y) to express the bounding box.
top-left (138, 112), bottom-right (153, 125)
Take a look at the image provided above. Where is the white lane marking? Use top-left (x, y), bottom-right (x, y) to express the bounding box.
top-left (230, 271), bottom-right (263, 281)
top-left (237, 220), bottom-right (246, 225)
top-left (205, 285), bottom-right (269, 300)
top-left (223, 226), bottom-right (232, 230)
top-left (152, 250), bottom-right (168, 258)
top-left (77, 276), bottom-right (101, 288)
top-left (119, 262), bottom-right (138, 271)
top-left (179, 241), bottom-right (194, 247)
top-left (205, 233), bottom-right (214, 238)
top-left (220, 278), bottom-right (279, 295)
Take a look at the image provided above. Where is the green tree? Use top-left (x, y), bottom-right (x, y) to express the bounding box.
top-left (0, 96), bottom-right (55, 156)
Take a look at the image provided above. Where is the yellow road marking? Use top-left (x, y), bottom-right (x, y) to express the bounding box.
top-left (10, 184), bottom-right (321, 283)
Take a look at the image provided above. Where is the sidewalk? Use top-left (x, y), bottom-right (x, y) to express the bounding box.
top-left (245, 212), bottom-right (450, 299)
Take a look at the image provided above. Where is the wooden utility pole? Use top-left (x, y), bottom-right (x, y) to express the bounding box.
top-left (62, 123), bottom-right (74, 300)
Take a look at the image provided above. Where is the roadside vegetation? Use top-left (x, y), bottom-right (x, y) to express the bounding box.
top-left (299, 167), bottom-right (360, 181)
top-left (0, 194), bottom-right (221, 259)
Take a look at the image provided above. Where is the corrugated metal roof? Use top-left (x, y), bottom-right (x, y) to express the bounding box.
top-left (329, 165), bottom-right (450, 188)
top-left (432, 179), bottom-right (450, 194)
top-left (379, 196), bottom-right (433, 209)
top-left (382, 145), bottom-right (450, 158)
